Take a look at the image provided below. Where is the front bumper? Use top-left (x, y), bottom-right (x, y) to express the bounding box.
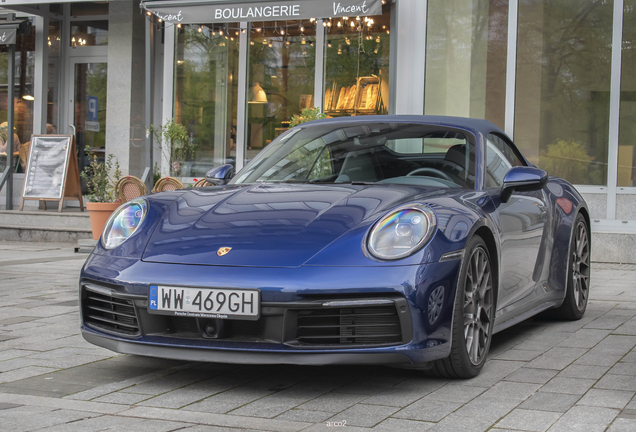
top-left (80, 253), bottom-right (461, 366)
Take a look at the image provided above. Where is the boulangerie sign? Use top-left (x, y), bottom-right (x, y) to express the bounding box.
top-left (141, 0), bottom-right (382, 24)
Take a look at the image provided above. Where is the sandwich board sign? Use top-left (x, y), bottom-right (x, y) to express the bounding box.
top-left (20, 135), bottom-right (84, 212)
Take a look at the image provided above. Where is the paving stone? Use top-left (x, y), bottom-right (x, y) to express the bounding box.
top-left (274, 408), bottom-right (335, 423)
top-left (424, 384), bottom-right (487, 403)
top-left (547, 405), bottom-right (619, 432)
top-left (393, 398), bottom-right (462, 422)
top-left (479, 381), bottom-right (541, 401)
top-left (492, 349), bottom-right (544, 362)
top-left (596, 374), bottom-right (636, 392)
top-left (558, 364), bottom-right (610, 380)
top-left (495, 408), bottom-right (561, 432)
top-left (540, 377), bottom-right (596, 395)
top-left (558, 328), bottom-right (611, 348)
top-left (576, 389), bottom-right (635, 409)
top-left (519, 392), bottom-right (581, 413)
top-left (324, 403), bottom-right (399, 428)
top-left (608, 417), bottom-right (636, 432)
top-left (299, 393), bottom-right (368, 413)
top-left (526, 347), bottom-right (588, 370)
top-left (93, 391), bottom-right (151, 405)
top-left (609, 362), bottom-right (636, 376)
top-left (372, 418), bottom-right (435, 431)
top-left (505, 368), bottom-right (558, 385)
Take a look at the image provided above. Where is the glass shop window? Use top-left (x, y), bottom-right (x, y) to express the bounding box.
top-left (172, 23), bottom-right (240, 177)
top-left (424, 0), bottom-right (508, 130)
top-left (514, 0), bottom-right (613, 186)
top-left (70, 21), bottom-right (108, 47)
top-left (246, 19), bottom-right (316, 162)
top-left (618, 0), bottom-right (636, 187)
top-left (0, 18), bottom-right (36, 174)
top-left (323, 3), bottom-right (391, 118)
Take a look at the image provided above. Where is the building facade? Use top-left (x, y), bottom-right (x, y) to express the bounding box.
top-left (0, 0), bottom-right (635, 263)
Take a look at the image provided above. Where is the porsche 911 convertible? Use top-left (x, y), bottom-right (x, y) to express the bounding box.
top-left (80, 115), bottom-right (590, 378)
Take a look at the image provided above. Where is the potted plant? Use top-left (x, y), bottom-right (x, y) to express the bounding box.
top-left (289, 107), bottom-right (328, 128)
top-left (81, 149), bottom-right (122, 240)
top-left (149, 119), bottom-right (193, 177)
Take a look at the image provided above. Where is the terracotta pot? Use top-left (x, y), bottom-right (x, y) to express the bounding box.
top-left (86, 202), bottom-right (121, 240)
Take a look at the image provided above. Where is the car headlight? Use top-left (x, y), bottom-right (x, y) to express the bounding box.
top-left (102, 198), bottom-right (148, 249)
top-left (367, 204), bottom-right (437, 260)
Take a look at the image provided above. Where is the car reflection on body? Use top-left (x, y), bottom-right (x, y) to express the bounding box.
top-left (80, 115), bottom-right (590, 378)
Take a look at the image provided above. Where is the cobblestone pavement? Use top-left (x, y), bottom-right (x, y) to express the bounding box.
top-left (2, 241), bottom-right (636, 431)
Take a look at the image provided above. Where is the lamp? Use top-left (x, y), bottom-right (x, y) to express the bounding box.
top-left (248, 82), bottom-right (268, 104)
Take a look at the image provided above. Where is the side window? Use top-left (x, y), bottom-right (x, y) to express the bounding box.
top-left (485, 133), bottom-right (525, 188)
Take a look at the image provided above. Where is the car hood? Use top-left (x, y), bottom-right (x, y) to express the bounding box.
top-left (141, 183), bottom-right (444, 267)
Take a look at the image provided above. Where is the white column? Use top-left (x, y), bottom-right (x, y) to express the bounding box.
top-left (505, 0), bottom-right (519, 137)
top-left (606, 0), bottom-right (624, 220)
top-left (392, 0), bottom-right (427, 115)
top-left (161, 24), bottom-right (176, 176)
top-left (235, 22), bottom-right (249, 171)
top-left (33, 12), bottom-right (49, 135)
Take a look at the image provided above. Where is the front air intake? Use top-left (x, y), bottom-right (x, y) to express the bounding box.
top-left (296, 305), bottom-right (402, 346)
top-left (82, 286), bottom-right (140, 336)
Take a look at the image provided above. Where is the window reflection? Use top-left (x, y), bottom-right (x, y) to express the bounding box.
top-left (618, 0), bottom-right (636, 186)
top-left (424, 0), bottom-right (508, 129)
top-left (174, 23), bottom-right (240, 177)
top-left (323, 4), bottom-right (391, 117)
top-left (246, 20), bottom-right (316, 162)
top-left (515, 0), bottom-right (613, 185)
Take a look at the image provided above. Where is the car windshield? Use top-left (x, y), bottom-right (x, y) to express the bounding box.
top-left (232, 122), bottom-right (476, 189)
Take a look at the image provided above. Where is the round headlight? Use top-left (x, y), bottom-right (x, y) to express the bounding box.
top-left (367, 204), bottom-right (437, 260)
top-left (102, 198), bottom-right (148, 249)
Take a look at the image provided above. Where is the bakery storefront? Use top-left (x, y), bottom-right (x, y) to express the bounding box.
top-left (142, 0), bottom-right (393, 176)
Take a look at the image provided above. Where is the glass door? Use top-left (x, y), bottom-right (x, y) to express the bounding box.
top-left (68, 58), bottom-right (108, 183)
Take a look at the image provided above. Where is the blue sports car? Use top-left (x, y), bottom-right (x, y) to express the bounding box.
top-left (80, 116), bottom-right (590, 378)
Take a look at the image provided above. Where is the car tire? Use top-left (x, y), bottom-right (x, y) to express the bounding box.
top-left (554, 213), bottom-right (590, 320)
top-left (428, 235), bottom-right (495, 379)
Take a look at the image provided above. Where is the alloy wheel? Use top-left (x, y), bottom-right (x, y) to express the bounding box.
top-left (571, 220), bottom-right (590, 311)
top-left (463, 246), bottom-right (494, 365)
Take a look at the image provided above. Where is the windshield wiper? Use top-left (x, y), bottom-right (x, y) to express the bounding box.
top-left (350, 181), bottom-right (377, 185)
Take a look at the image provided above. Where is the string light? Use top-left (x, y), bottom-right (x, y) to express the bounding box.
top-left (241, 28), bottom-right (246, 34)
top-left (327, 41), bottom-right (332, 48)
top-left (350, 21), bottom-right (355, 27)
top-left (256, 27), bottom-right (262, 32)
top-left (337, 21), bottom-right (342, 27)
top-left (177, 23), bottom-right (181, 28)
top-left (322, 21), bottom-right (327, 27)
top-left (158, 18), bottom-right (162, 23)
top-left (198, 26), bottom-right (203, 32)
top-left (280, 27), bottom-right (285, 35)
top-left (301, 36), bottom-right (306, 45)
top-left (300, 25), bottom-right (305, 32)
top-left (219, 29), bottom-right (223, 35)
top-left (250, 40), bottom-right (254, 45)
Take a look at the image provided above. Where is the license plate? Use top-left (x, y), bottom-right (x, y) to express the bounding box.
top-left (148, 285), bottom-right (260, 320)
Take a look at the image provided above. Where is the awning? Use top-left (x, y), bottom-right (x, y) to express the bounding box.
top-left (140, 0), bottom-right (383, 25)
top-left (0, 21), bottom-right (23, 45)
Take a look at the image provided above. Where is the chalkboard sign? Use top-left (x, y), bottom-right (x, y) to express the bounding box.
top-left (20, 135), bottom-right (84, 212)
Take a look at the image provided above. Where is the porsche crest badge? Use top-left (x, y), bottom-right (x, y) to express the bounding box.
top-left (217, 247), bottom-right (232, 256)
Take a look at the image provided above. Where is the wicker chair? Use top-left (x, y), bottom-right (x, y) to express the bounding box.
top-left (193, 178), bottom-right (212, 187)
top-left (115, 175), bottom-right (148, 203)
top-left (18, 141), bottom-right (30, 172)
top-left (152, 176), bottom-right (185, 193)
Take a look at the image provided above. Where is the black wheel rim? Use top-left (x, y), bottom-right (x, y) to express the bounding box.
top-left (572, 220), bottom-right (590, 311)
top-left (464, 246), bottom-right (493, 365)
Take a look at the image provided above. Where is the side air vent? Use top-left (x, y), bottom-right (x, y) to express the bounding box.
top-left (296, 305), bottom-right (402, 346)
top-left (83, 288), bottom-right (140, 336)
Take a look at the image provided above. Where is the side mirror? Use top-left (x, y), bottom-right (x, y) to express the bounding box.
top-left (500, 166), bottom-right (548, 203)
top-left (205, 164), bottom-right (235, 186)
